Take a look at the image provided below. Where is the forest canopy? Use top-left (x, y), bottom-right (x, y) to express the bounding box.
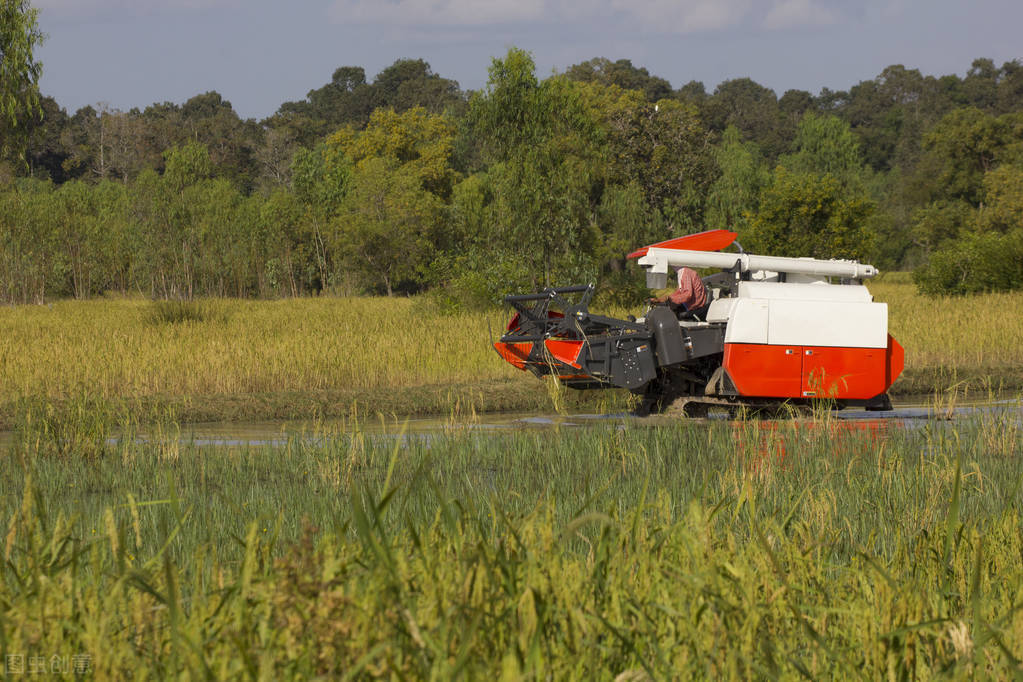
top-left (2, 44), bottom-right (1023, 304)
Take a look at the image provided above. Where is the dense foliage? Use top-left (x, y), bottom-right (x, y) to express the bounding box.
top-left (2, 48), bottom-right (1023, 303)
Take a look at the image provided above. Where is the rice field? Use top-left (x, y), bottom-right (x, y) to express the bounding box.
top-left (871, 275), bottom-right (1023, 376)
top-left (0, 296), bottom-right (514, 399)
top-left (2, 406), bottom-right (1022, 677)
top-left (3, 280), bottom-right (1023, 677)
top-left (1, 279), bottom-right (1021, 427)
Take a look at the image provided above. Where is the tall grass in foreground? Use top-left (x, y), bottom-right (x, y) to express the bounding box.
top-left (1, 280), bottom-right (1022, 415)
top-left (2, 404), bottom-right (1022, 678)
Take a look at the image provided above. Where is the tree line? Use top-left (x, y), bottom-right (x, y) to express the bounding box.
top-left (2, 43), bottom-right (1023, 304)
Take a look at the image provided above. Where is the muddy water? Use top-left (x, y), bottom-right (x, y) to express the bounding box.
top-left (1, 395), bottom-right (1019, 449)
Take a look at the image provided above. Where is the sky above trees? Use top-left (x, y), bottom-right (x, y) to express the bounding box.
top-left (33, 0), bottom-right (1023, 120)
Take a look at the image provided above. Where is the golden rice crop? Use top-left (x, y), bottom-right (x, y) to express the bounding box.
top-left (872, 275), bottom-right (1023, 371)
top-left (0, 296), bottom-right (519, 401)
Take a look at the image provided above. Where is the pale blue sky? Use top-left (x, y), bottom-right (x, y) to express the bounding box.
top-left (34, 0), bottom-right (1023, 120)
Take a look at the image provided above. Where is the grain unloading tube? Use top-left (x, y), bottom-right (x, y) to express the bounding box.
top-left (494, 229), bottom-right (903, 415)
top-left (637, 248), bottom-right (879, 289)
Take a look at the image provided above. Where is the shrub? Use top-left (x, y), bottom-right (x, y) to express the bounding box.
top-left (913, 228), bottom-right (1023, 295)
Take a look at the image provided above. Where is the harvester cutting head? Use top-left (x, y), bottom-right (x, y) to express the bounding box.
top-left (495, 284), bottom-right (647, 389)
top-left (494, 229), bottom-right (904, 414)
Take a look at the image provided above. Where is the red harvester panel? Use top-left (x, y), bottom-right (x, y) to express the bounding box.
top-left (493, 342), bottom-right (532, 371)
top-left (800, 346), bottom-right (886, 399)
top-left (543, 339), bottom-right (584, 369)
top-left (626, 229), bottom-right (738, 259)
top-left (725, 340), bottom-right (903, 400)
top-left (723, 343), bottom-right (802, 398)
top-left (886, 334), bottom-right (904, 389)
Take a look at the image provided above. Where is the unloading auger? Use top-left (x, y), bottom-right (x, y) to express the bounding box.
top-left (494, 229), bottom-right (904, 415)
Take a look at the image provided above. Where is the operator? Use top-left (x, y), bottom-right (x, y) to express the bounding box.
top-left (650, 266), bottom-right (709, 320)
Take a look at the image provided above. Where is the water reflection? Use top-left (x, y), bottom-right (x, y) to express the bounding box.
top-left (1, 396), bottom-right (1019, 449)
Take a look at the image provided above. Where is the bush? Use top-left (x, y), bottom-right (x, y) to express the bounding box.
top-left (913, 228), bottom-right (1023, 295)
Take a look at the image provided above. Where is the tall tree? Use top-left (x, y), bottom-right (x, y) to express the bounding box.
top-left (275, 60), bottom-right (463, 137)
top-left (180, 91), bottom-right (259, 189)
top-left (22, 95), bottom-right (70, 181)
top-left (468, 48), bottom-right (601, 287)
top-left (780, 112), bottom-right (865, 185)
top-left (253, 126), bottom-right (297, 190)
top-left (341, 106), bottom-right (458, 199)
top-left (705, 78), bottom-right (786, 160)
top-left (745, 169), bottom-right (875, 260)
top-left (328, 106), bottom-right (458, 293)
top-left (291, 133), bottom-right (354, 289)
top-left (705, 126), bottom-right (769, 233)
top-left (0, 0), bottom-right (44, 162)
top-left (921, 108), bottom-right (1023, 205)
top-left (602, 95), bottom-right (716, 233)
top-left (338, 157), bottom-right (444, 296)
top-left (371, 58), bottom-right (463, 115)
top-left (564, 57), bottom-right (672, 102)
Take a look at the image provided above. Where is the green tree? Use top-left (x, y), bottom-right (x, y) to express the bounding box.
top-left (178, 92), bottom-right (259, 189)
top-left (370, 59), bottom-right (463, 116)
top-left (921, 108), bottom-right (1023, 205)
top-left (254, 126), bottom-right (297, 190)
top-left (974, 164), bottom-right (1023, 233)
top-left (291, 138), bottom-right (352, 216)
top-left (129, 142), bottom-right (222, 299)
top-left (603, 95), bottom-right (716, 233)
top-left (55, 181), bottom-right (103, 298)
top-left (163, 140), bottom-right (212, 191)
top-left (17, 94), bottom-right (68, 180)
top-left (961, 58), bottom-right (999, 110)
top-left (705, 126), bottom-right (769, 233)
top-left (595, 179), bottom-right (654, 268)
top-left (1, 0), bottom-right (44, 163)
top-left (909, 199), bottom-right (974, 253)
top-left (705, 78), bottom-right (786, 160)
top-left (342, 106), bottom-right (458, 198)
top-left (467, 48), bottom-right (601, 287)
top-left (291, 137), bottom-right (353, 290)
top-left (675, 80), bottom-right (707, 108)
top-left (0, 180), bottom-right (60, 303)
top-left (337, 157), bottom-right (443, 295)
top-left (564, 57), bottom-right (672, 102)
top-left (995, 59), bottom-right (1023, 112)
top-left (780, 113), bottom-right (865, 185)
top-left (913, 228), bottom-right (1023, 296)
top-left (258, 189), bottom-right (314, 296)
top-left (745, 167), bottom-right (875, 260)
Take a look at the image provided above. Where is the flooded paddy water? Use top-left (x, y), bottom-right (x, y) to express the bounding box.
top-left (2, 394), bottom-right (1018, 450)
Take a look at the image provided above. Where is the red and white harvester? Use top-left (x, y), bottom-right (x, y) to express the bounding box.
top-left (494, 229), bottom-right (904, 415)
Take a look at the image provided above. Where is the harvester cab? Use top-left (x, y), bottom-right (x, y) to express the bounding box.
top-left (494, 229), bottom-right (904, 415)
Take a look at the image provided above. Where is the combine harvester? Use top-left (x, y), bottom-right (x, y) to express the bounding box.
top-left (494, 229), bottom-right (904, 416)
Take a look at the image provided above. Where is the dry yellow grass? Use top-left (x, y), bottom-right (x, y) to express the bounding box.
top-left (0, 297), bottom-right (518, 401)
top-left (871, 275), bottom-right (1023, 372)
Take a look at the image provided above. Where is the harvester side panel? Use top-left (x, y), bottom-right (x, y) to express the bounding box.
top-left (577, 336), bottom-right (658, 390)
top-left (723, 343), bottom-right (895, 400)
top-left (800, 346), bottom-right (888, 399)
top-left (767, 300), bottom-right (888, 349)
top-left (723, 343), bottom-right (803, 397)
top-left (737, 281), bottom-right (873, 302)
top-left (718, 281), bottom-right (901, 400)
